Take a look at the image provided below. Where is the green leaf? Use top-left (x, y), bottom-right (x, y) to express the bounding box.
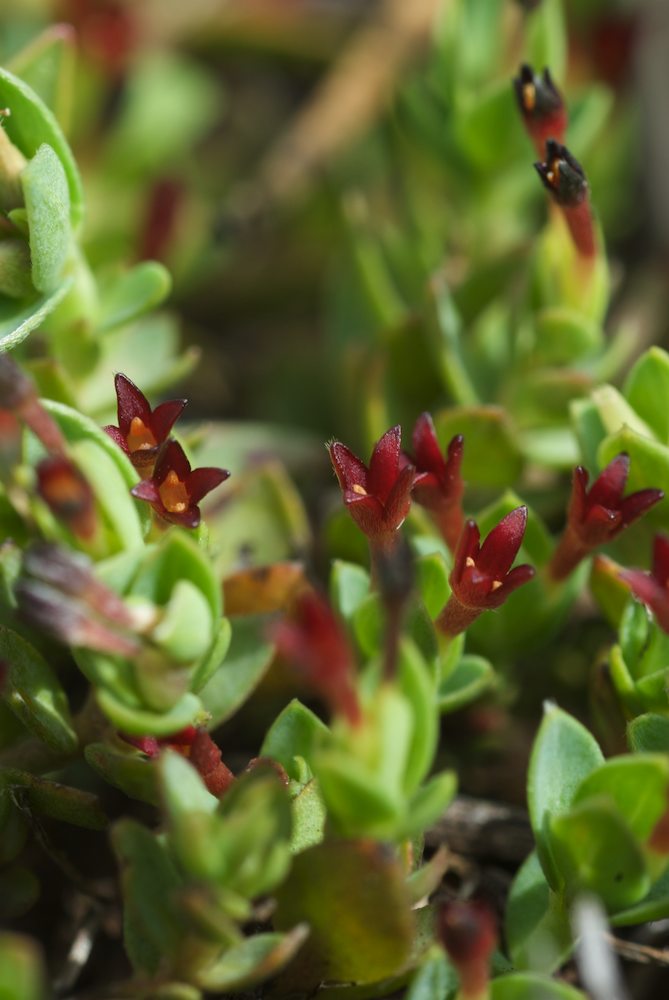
top-left (619, 600), bottom-right (650, 672)
top-left (0, 66), bottom-right (83, 225)
top-left (191, 618), bottom-right (232, 693)
top-left (291, 778), bottom-right (327, 854)
top-left (112, 819), bottom-right (182, 976)
top-left (433, 406), bottom-right (522, 489)
top-left (260, 699), bottom-right (329, 782)
top-left (96, 689), bottom-right (202, 737)
top-left (527, 704), bottom-right (604, 888)
top-left (572, 754), bottom-right (669, 841)
top-left (329, 559), bottom-right (370, 622)
top-left (130, 529), bottom-right (220, 620)
top-left (0, 279), bottom-right (71, 352)
top-left (416, 551), bottom-right (450, 619)
top-left (438, 654), bottom-right (494, 714)
top-left (152, 580), bottom-right (214, 665)
top-left (532, 308), bottom-right (603, 366)
top-left (315, 751), bottom-right (401, 839)
top-left (197, 927), bottom-right (309, 992)
top-left (274, 839), bottom-right (414, 991)
top-left (551, 798), bottom-right (649, 910)
top-left (492, 973), bottom-right (586, 1000)
top-left (3, 769), bottom-right (107, 829)
top-left (611, 864), bottom-right (669, 925)
top-left (84, 742), bottom-right (160, 806)
top-left (6, 25), bottom-right (76, 128)
top-left (406, 955), bottom-right (458, 1000)
top-left (397, 772), bottom-right (458, 841)
top-left (99, 262), bottom-right (172, 332)
top-left (525, 0), bottom-right (567, 79)
top-left (21, 143), bottom-right (71, 294)
top-left (624, 347), bottom-right (669, 444)
top-left (505, 851), bottom-right (572, 973)
top-left (199, 615), bottom-right (275, 726)
top-left (0, 625), bottom-right (76, 753)
top-left (628, 713), bottom-right (669, 754)
top-left (0, 933), bottom-right (46, 1000)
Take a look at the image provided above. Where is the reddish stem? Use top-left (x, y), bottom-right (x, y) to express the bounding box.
top-left (562, 201), bottom-right (597, 258)
top-left (547, 525), bottom-right (590, 582)
top-left (435, 594), bottom-right (482, 637)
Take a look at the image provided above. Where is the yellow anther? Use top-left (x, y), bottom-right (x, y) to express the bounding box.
top-left (465, 556), bottom-right (476, 568)
top-left (522, 82), bottom-right (536, 112)
top-left (352, 483), bottom-right (368, 495)
top-left (490, 580), bottom-right (503, 592)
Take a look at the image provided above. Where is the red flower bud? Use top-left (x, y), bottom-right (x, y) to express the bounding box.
top-left (436, 507), bottom-right (535, 636)
top-left (513, 64), bottom-right (567, 157)
top-left (105, 373), bottom-right (186, 475)
top-left (131, 439), bottom-right (229, 529)
top-left (408, 414), bottom-right (464, 552)
top-left (549, 454), bottom-right (663, 581)
top-left (619, 534), bottom-right (669, 634)
top-left (36, 455), bottom-right (97, 540)
top-left (535, 140), bottom-right (597, 257)
top-left (328, 425), bottom-right (415, 550)
top-left (271, 590), bottom-right (362, 726)
top-left (437, 899), bottom-right (497, 999)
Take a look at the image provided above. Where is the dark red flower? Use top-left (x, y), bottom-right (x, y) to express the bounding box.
top-left (271, 590), bottom-right (361, 726)
top-left (409, 414), bottom-right (464, 551)
top-left (104, 373), bottom-right (186, 474)
top-left (436, 507), bottom-right (535, 636)
top-left (513, 64), bottom-right (567, 157)
top-left (437, 900), bottom-right (497, 999)
top-left (131, 439), bottom-right (229, 529)
top-left (620, 534), bottom-right (669, 634)
top-left (534, 140), bottom-right (596, 257)
top-left (37, 455), bottom-right (97, 540)
top-left (328, 425), bottom-right (415, 548)
top-left (549, 454), bottom-right (663, 581)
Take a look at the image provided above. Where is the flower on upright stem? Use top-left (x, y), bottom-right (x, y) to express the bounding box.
top-left (437, 899), bottom-right (497, 1000)
top-left (408, 413), bottom-right (465, 552)
top-left (104, 373), bottom-right (186, 476)
top-left (548, 454), bottom-right (663, 582)
top-left (271, 590), bottom-right (362, 727)
top-left (328, 425), bottom-right (415, 573)
top-left (534, 139), bottom-right (597, 258)
top-left (37, 455), bottom-right (97, 540)
top-left (436, 507), bottom-right (534, 638)
top-left (131, 439), bottom-right (229, 529)
top-left (619, 534), bottom-right (669, 634)
top-left (513, 64), bottom-right (567, 157)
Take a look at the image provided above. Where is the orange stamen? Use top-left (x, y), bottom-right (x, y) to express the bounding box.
top-left (127, 416), bottom-right (157, 453)
top-left (159, 470), bottom-right (189, 513)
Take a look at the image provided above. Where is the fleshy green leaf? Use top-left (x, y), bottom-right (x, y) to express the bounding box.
top-left (572, 755), bottom-right (669, 841)
top-left (21, 143), bottom-right (71, 293)
top-left (0, 625), bottom-right (76, 754)
top-left (433, 406), bottom-right (522, 489)
top-left (2, 769), bottom-right (107, 829)
top-left (0, 279), bottom-right (71, 352)
top-left (491, 973), bottom-right (586, 1000)
top-left (624, 347), bottom-right (669, 444)
top-left (197, 927), bottom-right (309, 992)
top-left (329, 559), bottom-right (370, 622)
top-left (96, 689), bottom-right (202, 737)
top-left (199, 615), bottom-right (274, 726)
top-left (84, 742), bottom-right (160, 806)
top-left (628, 713), bottom-right (669, 754)
top-left (406, 955), bottom-right (458, 1000)
top-left (505, 851), bottom-right (572, 973)
top-left (438, 654), bottom-right (494, 714)
top-left (99, 262), bottom-right (172, 332)
top-left (0, 933), bottom-right (46, 1000)
top-left (260, 699), bottom-right (329, 782)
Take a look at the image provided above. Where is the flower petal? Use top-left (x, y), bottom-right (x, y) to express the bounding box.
top-left (412, 413), bottom-right (444, 476)
top-left (154, 439), bottom-right (191, 484)
top-left (114, 373), bottom-right (151, 433)
top-left (619, 488), bottom-right (664, 529)
top-left (150, 398), bottom-right (187, 442)
top-left (103, 424), bottom-right (129, 453)
top-left (131, 480), bottom-right (160, 503)
top-left (587, 453), bottom-right (629, 509)
top-left (452, 520), bottom-right (480, 583)
top-left (187, 466), bottom-right (230, 504)
top-left (383, 463), bottom-right (415, 531)
top-left (344, 492), bottom-right (386, 538)
top-left (329, 441), bottom-right (368, 494)
top-left (477, 506), bottom-right (527, 577)
top-left (567, 466), bottom-right (589, 526)
top-left (368, 425), bottom-right (401, 502)
top-left (488, 563), bottom-right (535, 607)
top-left (653, 534), bottom-right (669, 587)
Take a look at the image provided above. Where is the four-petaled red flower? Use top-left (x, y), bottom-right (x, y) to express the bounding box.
top-left (548, 454), bottom-right (663, 581)
top-left (328, 425), bottom-right (415, 550)
top-left (105, 373), bottom-right (186, 474)
top-left (131, 439), bottom-right (229, 529)
top-left (409, 413), bottom-right (465, 552)
top-left (271, 590), bottom-right (362, 726)
top-left (513, 64), bottom-right (567, 157)
top-left (437, 507), bottom-right (535, 636)
top-left (620, 534), bottom-right (669, 634)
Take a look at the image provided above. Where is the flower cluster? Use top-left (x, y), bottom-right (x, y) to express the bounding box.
top-left (105, 374), bottom-right (229, 529)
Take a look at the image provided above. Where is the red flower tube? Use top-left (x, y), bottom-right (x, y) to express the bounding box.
top-left (513, 64), bottom-right (567, 157)
top-left (534, 140), bottom-right (597, 258)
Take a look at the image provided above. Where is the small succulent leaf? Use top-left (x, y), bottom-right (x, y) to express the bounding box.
top-left (96, 689), bottom-right (202, 737)
top-left (550, 799), bottom-right (649, 910)
top-left (152, 580), bottom-right (214, 665)
top-left (525, 0), bottom-right (567, 78)
top-left (527, 705), bottom-right (604, 888)
top-left (624, 347), bottom-right (669, 444)
top-left (395, 771), bottom-right (458, 841)
top-left (610, 864), bottom-right (669, 926)
top-left (406, 847), bottom-right (451, 906)
top-left (196, 927), bottom-right (309, 992)
top-left (198, 615), bottom-right (274, 727)
top-left (532, 308), bottom-right (603, 366)
top-left (190, 618), bottom-right (232, 693)
top-left (397, 639), bottom-right (438, 792)
top-left (505, 851), bottom-right (572, 973)
top-left (259, 699), bottom-right (330, 781)
top-left (433, 407), bottom-right (522, 489)
top-left (619, 600), bottom-right (650, 673)
top-left (0, 932), bottom-right (46, 1000)
top-left (112, 819), bottom-right (182, 976)
top-left (598, 428), bottom-right (669, 520)
top-left (0, 866), bottom-right (40, 921)
top-left (129, 530), bottom-right (220, 619)
top-left (416, 551), bottom-right (451, 620)
top-left (0, 66), bottom-right (83, 225)
top-left (21, 143), bottom-right (71, 293)
top-left (6, 25), bottom-right (76, 126)
top-left (438, 654), bottom-right (495, 714)
top-left (491, 973), bottom-right (587, 1000)
top-left (405, 954), bottom-right (458, 1000)
top-left (3, 769), bottom-right (107, 829)
top-left (99, 262), bottom-right (172, 332)
top-left (290, 778), bottom-right (327, 854)
top-left (314, 751), bottom-right (400, 838)
top-left (628, 714), bottom-right (669, 754)
top-left (572, 755), bottom-right (669, 841)
top-left (273, 839), bottom-right (414, 990)
top-left (0, 280), bottom-right (71, 353)
top-left (84, 742), bottom-right (160, 806)
top-left (0, 625), bottom-right (76, 753)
